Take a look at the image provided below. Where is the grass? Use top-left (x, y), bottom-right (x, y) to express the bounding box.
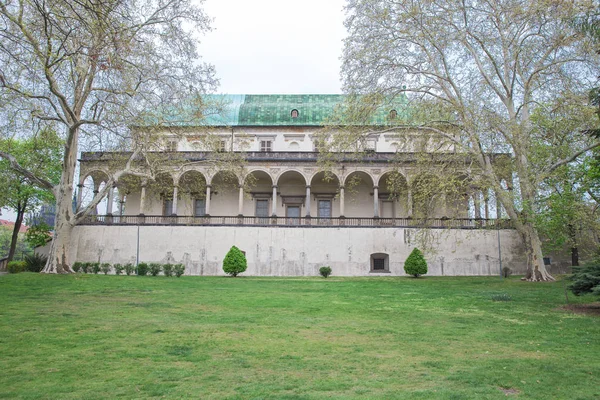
top-left (0, 273), bottom-right (598, 400)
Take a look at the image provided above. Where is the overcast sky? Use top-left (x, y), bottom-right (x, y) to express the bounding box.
top-left (198, 0), bottom-right (347, 94)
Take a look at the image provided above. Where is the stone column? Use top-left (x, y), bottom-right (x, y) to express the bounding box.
top-left (373, 186), bottom-right (379, 218)
top-left (76, 183), bottom-right (84, 212)
top-left (238, 185), bottom-right (244, 216)
top-left (305, 185), bottom-right (311, 217)
top-left (119, 193), bottom-right (126, 216)
top-left (407, 188), bottom-right (413, 217)
top-left (139, 180), bottom-right (147, 215)
top-left (484, 192), bottom-right (490, 220)
top-left (271, 185), bottom-right (277, 216)
top-left (473, 191), bottom-right (481, 219)
top-left (339, 186), bottom-right (345, 217)
top-left (172, 186), bottom-right (178, 215)
top-left (205, 185), bottom-right (211, 216)
top-left (495, 190), bottom-right (502, 218)
top-left (106, 185), bottom-right (115, 215)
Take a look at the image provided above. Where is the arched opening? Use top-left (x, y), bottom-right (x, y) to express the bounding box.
top-left (116, 174), bottom-right (142, 215)
top-left (147, 173), bottom-right (175, 215)
top-left (245, 170), bottom-right (274, 220)
top-left (310, 171), bottom-right (340, 220)
top-left (210, 171), bottom-right (239, 216)
top-left (378, 171), bottom-right (409, 219)
top-left (79, 170), bottom-right (110, 215)
top-left (343, 171), bottom-right (374, 218)
top-left (179, 170), bottom-right (208, 217)
top-left (277, 170), bottom-right (307, 222)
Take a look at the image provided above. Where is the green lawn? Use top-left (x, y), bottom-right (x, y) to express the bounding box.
top-left (0, 273), bottom-right (598, 399)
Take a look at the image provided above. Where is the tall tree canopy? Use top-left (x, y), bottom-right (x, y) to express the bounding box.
top-left (341, 0), bottom-right (600, 281)
top-left (0, 0), bottom-right (217, 272)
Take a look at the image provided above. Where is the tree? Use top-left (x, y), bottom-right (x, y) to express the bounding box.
top-left (570, 259), bottom-right (600, 297)
top-left (404, 248), bottom-right (428, 278)
top-left (0, 129), bottom-right (62, 262)
top-left (223, 246), bottom-right (247, 277)
top-left (341, 0), bottom-right (600, 281)
top-left (0, 0), bottom-right (216, 273)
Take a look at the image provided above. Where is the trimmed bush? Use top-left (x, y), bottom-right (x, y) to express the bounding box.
top-left (319, 266), bottom-right (332, 278)
top-left (137, 262), bottom-right (149, 276)
top-left (113, 264), bottom-right (124, 275)
top-left (24, 253), bottom-right (47, 272)
top-left (174, 263), bottom-right (185, 277)
top-left (404, 248), bottom-right (428, 278)
top-left (81, 262), bottom-right (92, 274)
top-left (7, 261), bottom-right (27, 274)
top-left (163, 263), bottom-right (173, 277)
top-left (149, 263), bottom-right (162, 276)
top-left (502, 266), bottom-right (512, 278)
top-left (91, 262), bottom-right (101, 274)
top-left (124, 263), bottom-right (135, 276)
top-left (72, 262), bottom-right (83, 273)
top-left (100, 263), bottom-right (111, 275)
top-left (223, 246), bottom-right (247, 277)
top-left (570, 259), bottom-right (600, 297)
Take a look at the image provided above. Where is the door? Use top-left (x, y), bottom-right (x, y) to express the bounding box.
top-left (256, 199), bottom-right (269, 224)
top-left (318, 199), bottom-right (331, 225)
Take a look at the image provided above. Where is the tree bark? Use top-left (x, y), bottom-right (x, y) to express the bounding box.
top-left (522, 222), bottom-right (555, 282)
top-left (42, 126), bottom-right (79, 274)
top-left (7, 202), bottom-right (26, 262)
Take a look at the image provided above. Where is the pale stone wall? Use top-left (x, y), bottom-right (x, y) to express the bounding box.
top-left (70, 225), bottom-right (528, 276)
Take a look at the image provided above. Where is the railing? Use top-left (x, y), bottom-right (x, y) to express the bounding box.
top-left (79, 215), bottom-right (514, 229)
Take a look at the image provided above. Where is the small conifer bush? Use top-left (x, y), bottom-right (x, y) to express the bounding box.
top-left (124, 263), bottom-right (135, 275)
top-left (319, 266), bottom-right (332, 278)
top-left (72, 262), bottom-right (83, 273)
top-left (570, 259), bottom-right (600, 297)
top-left (100, 263), bottom-right (111, 275)
top-left (137, 262), bottom-right (149, 276)
top-left (404, 248), bottom-right (428, 278)
top-left (173, 263), bottom-right (185, 277)
top-left (223, 246), bottom-right (247, 277)
top-left (149, 263), bottom-right (162, 276)
top-left (91, 262), bottom-right (101, 274)
top-left (163, 263), bottom-right (173, 277)
top-left (113, 264), bottom-right (124, 275)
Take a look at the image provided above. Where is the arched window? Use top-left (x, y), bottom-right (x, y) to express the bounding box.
top-left (289, 141), bottom-right (300, 151)
top-left (291, 109), bottom-right (299, 118)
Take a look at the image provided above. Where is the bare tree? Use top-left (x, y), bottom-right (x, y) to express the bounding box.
top-left (0, 0), bottom-right (217, 273)
top-left (341, 0), bottom-right (600, 281)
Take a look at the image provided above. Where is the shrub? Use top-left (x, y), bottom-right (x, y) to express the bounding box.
top-left (223, 246), bottom-right (247, 277)
top-left (502, 266), bottom-right (512, 278)
top-left (124, 263), bottom-right (135, 276)
top-left (163, 263), bottom-right (173, 277)
top-left (81, 262), bottom-right (92, 273)
top-left (113, 264), bottom-right (124, 275)
top-left (404, 248), bottom-right (428, 278)
top-left (174, 263), bottom-right (185, 277)
top-left (72, 262), bottom-right (83, 273)
top-left (149, 263), bottom-right (162, 276)
top-left (570, 259), bottom-right (600, 297)
top-left (24, 253), bottom-right (47, 272)
top-left (137, 262), bottom-right (149, 276)
top-left (91, 262), bottom-right (101, 274)
top-left (100, 263), bottom-right (111, 275)
top-left (7, 261), bottom-right (27, 274)
top-left (319, 266), bottom-right (332, 278)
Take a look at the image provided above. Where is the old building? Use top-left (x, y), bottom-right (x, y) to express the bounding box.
top-left (73, 95), bottom-right (525, 276)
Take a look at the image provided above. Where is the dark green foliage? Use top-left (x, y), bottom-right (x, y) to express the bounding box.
top-left (91, 262), bottom-right (101, 274)
top-left (173, 264), bottom-right (185, 277)
top-left (149, 263), bottom-right (162, 276)
top-left (137, 262), bottom-right (149, 276)
top-left (502, 267), bottom-right (512, 278)
top-left (222, 246), bottom-right (247, 277)
top-left (24, 253), bottom-right (47, 272)
top-left (72, 262), bottom-right (83, 273)
top-left (319, 266), bottom-right (332, 278)
top-left (113, 264), bottom-right (124, 275)
top-left (570, 259), bottom-right (600, 296)
top-left (7, 261), bottom-right (26, 273)
top-left (24, 223), bottom-right (52, 248)
top-left (81, 262), bottom-right (92, 274)
top-left (404, 248), bottom-right (428, 278)
top-left (100, 263), bottom-right (111, 275)
top-left (124, 263), bottom-right (135, 276)
top-left (163, 264), bottom-right (173, 277)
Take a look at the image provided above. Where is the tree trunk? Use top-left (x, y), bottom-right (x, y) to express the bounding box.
top-left (42, 126), bottom-right (79, 274)
top-left (571, 247), bottom-right (579, 267)
top-left (7, 203), bottom-right (25, 262)
top-left (522, 222), bottom-right (555, 282)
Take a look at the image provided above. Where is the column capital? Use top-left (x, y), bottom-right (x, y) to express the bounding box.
top-left (272, 185), bottom-right (278, 189)
top-left (206, 184), bottom-right (212, 189)
top-left (305, 185), bottom-right (311, 189)
top-left (373, 185), bottom-right (379, 190)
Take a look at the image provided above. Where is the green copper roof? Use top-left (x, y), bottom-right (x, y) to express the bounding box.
top-left (162, 94), bottom-right (408, 127)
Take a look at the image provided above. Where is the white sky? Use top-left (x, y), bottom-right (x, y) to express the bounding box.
top-left (198, 0), bottom-right (347, 94)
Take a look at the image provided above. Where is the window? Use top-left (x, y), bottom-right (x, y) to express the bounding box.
top-left (163, 199), bottom-right (173, 216)
top-left (318, 200), bottom-right (331, 218)
top-left (194, 198), bottom-right (206, 216)
top-left (370, 253), bottom-right (390, 273)
top-left (218, 140), bottom-right (227, 152)
top-left (291, 109), bottom-right (299, 118)
top-left (260, 140), bottom-right (272, 152)
top-left (389, 109), bottom-right (398, 120)
top-left (166, 140), bottom-right (177, 152)
top-left (286, 205), bottom-right (300, 225)
top-left (256, 199), bottom-right (269, 223)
